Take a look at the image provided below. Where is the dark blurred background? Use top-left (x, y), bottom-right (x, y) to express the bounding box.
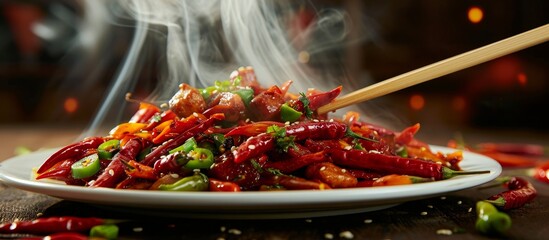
top-left (0, 1), bottom-right (548, 142)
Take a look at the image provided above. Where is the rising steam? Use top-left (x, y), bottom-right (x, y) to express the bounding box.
top-left (81, 0), bottom-right (375, 136)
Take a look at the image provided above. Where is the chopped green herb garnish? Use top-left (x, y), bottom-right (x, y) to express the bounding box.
top-left (299, 93), bottom-right (313, 119)
top-left (267, 125), bottom-right (297, 152)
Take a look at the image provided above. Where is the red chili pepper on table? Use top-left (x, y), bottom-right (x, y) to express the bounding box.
top-left (22, 232), bottom-right (90, 240)
top-left (0, 217), bottom-right (106, 235)
top-left (533, 161), bottom-right (549, 184)
top-left (486, 176), bottom-right (537, 210)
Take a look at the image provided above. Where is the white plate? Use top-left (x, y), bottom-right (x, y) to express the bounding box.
top-left (0, 146), bottom-right (501, 219)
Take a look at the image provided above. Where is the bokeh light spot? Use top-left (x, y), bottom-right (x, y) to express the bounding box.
top-left (64, 97), bottom-right (79, 114)
top-left (409, 94), bottom-right (425, 111)
top-left (452, 96), bottom-right (466, 111)
top-left (467, 6), bottom-right (484, 24)
top-left (517, 73), bottom-right (527, 86)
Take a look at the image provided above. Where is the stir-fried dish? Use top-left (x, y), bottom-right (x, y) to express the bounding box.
top-left (36, 66), bottom-right (477, 192)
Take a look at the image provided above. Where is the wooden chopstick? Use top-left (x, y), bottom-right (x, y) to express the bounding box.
top-left (317, 24), bottom-right (549, 115)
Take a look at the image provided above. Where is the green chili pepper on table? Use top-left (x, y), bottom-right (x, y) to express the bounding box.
top-left (475, 201), bottom-right (512, 235)
top-left (90, 224), bottom-right (119, 239)
top-left (158, 171), bottom-right (209, 191)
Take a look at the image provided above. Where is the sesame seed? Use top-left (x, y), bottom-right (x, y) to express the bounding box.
top-left (440, 196), bottom-right (447, 200)
top-left (364, 219), bottom-right (373, 224)
top-left (339, 231), bottom-right (354, 239)
top-left (457, 201), bottom-right (462, 205)
top-left (108, 169), bottom-right (114, 176)
top-left (468, 207), bottom-right (473, 213)
top-left (341, 169), bottom-right (347, 173)
top-left (324, 233), bottom-right (334, 239)
top-left (305, 219), bottom-right (312, 223)
top-left (220, 226), bottom-right (226, 232)
top-left (320, 166), bottom-right (327, 171)
top-left (285, 121), bottom-right (290, 126)
top-left (170, 174), bottom-right (179, 178)
top-left (193, 113), bottom-right (199, 117)
top-left (248, 145), bottom-right (256, 150)
top-left (228, 229), bottom-right (242, 235)
top-left (427, 205), bottom-right (433, 208)
top-left (133, 227), bottom-right (143, 232)
top-left (420, 211), bottom-right (428, 216)
top-left (329, 119), bottom-right (334, 122)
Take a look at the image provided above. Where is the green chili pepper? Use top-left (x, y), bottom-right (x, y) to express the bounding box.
top-left (97, 139), bottom-right (120, 160)
top-left (71, 153), bottom-right (101, 179)
top-left (232, 89), bottom-right (254, 107)
top-left (185, 147), bottom-right (214, 169)
top-left (280, 103), bottom-right (303, 122)
top-left (169, 137), bottom-right (198, 154)
top-left (90, 224), bottom-right (119, 240)
top-left (137, 146), bottom-right (152, 161)
top-left (396, 146), bottom-right (408, 157)
top-left (475, 201), bottom-right (512, 235)
top-left (158, 171), bottom-right (209, 191)
top-left (210, 133), bottom-right (226, 149)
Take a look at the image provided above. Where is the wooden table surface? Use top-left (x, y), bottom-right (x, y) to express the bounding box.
top-left (1, 125), bottom-right (548, 240)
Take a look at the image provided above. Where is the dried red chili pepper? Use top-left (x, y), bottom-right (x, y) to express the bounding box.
top-left (225, 121), bottom-right (284, 137)
top-left (486, 176), bottom-right (537, 210)
top-left (22, 232), bottom-right (90, 240)
top-left (124, 160), bottom-right (158, 180)
top-left (91, 138), bottom-right (145, 187)
top-left (260, 174), bottom-right (331, 190)
top-left (307, 86), bottom-right (342, 111)
top-left (0, 217), bottom-right (106, 235)
top-left (37, 137), bottom-right (105, 174)
top-left (285, 121), bottom-right (347, 141)
top-left (209, 178), bottom-right (241, 192)
top-left (533, 161), bottom-right (549, 184)
top-left (263, 151), bottom-right (328, 174)
top-left (141, 113), bottom-right (225, 166)
top-left (152, 113), bottom-right (203, 144)
top-left (129, 102), bottom-right (161, 123)
top-left (328, 149), bottom-right (489, 180)
top-left (233, 133), bottom-right (275, 163)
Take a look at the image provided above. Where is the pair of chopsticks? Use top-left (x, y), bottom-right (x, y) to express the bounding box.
top-left (317, 24), bottom-right (549, 115)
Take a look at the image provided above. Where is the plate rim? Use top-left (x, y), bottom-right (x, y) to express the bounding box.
top-left (0, 145), bottom-right (502, 217)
